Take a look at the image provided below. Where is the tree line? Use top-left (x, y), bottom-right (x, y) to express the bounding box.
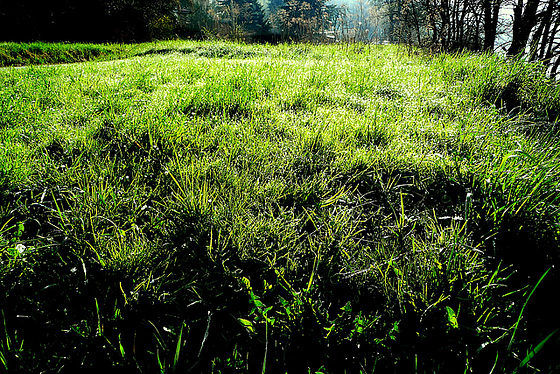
top-left (374, 0), bottom-right (560, 76)
top-left (0, 0), bottom-right (333, 42)
top-left (0, 0), bottom-right (558, 75)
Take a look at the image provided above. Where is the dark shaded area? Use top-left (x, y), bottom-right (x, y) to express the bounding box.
top-left (0, 43), bottom-right (117, 67)
top-left (0, 0), bottom-right (178, 43)
top-left (1, 158), bottom-right (559, 372)
top-left (135, 44), bottom-right (264, 59)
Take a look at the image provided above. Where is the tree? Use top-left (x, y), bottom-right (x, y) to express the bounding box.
top-left (336, 0), bottom-right (379, 43)
top-left (372, 0), bottom-right (559, 78)
top-left (508, 0), bottom-right (541, 56)
top-left (217, 0), bottom-right (269, 38)
top-left (266, 0), bottom-right (286, 33)
top-left (277, 0), bottom-right (328, 40)
top-left (106, 0), bottom-right (180, 41)
top-left (373, 0), bottom-right (496, 51)
top-left (483, 0), bottom-right (502, 50)
top-left (176, 0), bottom-right (216, 38)
top-left (503, 0), bottom-right (560, 77)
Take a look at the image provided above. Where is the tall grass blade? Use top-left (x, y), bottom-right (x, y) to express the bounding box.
top-left (515, 329), bottom-right (559, 372)
top-left (173, 322), bottom-right (185, 370)
top-left (508, 267), bottom-right (551, 351)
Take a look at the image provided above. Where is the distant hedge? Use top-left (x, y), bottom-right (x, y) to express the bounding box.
top-left (0, 42), bottom-right (127, 67)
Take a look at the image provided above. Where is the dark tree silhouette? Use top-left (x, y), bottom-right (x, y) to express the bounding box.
top-left (217, 0), bottom-right (270, 38)
top-left (483, 0), bottom-right (502, 51)
top-left (508, 0), bottom-right (541, 56)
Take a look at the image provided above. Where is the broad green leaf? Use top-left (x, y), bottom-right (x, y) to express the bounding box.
top-left (238, 318), bottom-right (254, 333)
top-left (446, 306), bottom-right (459, 329)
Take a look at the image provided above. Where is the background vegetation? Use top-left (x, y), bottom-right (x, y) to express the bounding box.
top-left (0, 0), bottom-right (558, 76)
top-left (1, 40), bottom-right (560, 373)
top-left (0, 42), bottom-right (131, 67)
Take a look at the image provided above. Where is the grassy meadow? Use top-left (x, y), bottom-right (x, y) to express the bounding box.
top-left (1, 41), bottom-right (560, 373)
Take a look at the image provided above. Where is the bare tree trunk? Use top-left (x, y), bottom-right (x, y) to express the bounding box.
top-left (440, 0), bottom-right (450, 48)
top-left (458, 0), bottom-right (469, 48)
top-left (543, 17), bottom-right (559, 61)
top-left (451, 0), bottom-right (460, 47)
top-left (409, 0), bottom-right (422, 45)
top-left (483, 0), bottom-right (501, 50)
top-left (508, 0), bottom-right (541, 56)
top-left (549, 43), bottom-right (560, 77)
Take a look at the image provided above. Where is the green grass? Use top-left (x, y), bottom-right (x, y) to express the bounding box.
top-left (1, 41), bottom-right (560, 373)
top-left (0, 42), bottom-right (130, 67)
top-left (0, 40), bottom-right (322, 68)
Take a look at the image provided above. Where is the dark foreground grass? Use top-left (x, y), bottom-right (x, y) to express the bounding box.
top-left (1, 41), bottom-right (560, 373)
top-left (0, 42), bottom-right (132, 67)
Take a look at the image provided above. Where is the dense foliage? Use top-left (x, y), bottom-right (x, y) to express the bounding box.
top-left (216, 0), bottom-right (270, 38)
top-left (0, 0), bottom-right (179, 42)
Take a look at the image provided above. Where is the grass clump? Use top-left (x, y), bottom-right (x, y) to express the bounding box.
top-left (1, 41), bottom-right (560, 373)
top-left (437, 52), bottom-right (560, 123)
